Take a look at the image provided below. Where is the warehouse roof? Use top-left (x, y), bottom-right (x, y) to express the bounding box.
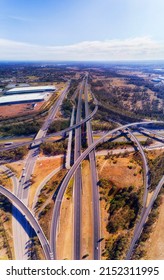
top-left (0, 93), bottom-right (47, 104)
top-left (6, 85), bottom-right (56, 94)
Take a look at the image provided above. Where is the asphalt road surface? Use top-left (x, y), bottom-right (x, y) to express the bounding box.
top-left (0, 185), bottom-right (52, 260)
top-left (84, 78), bottom-right (100, 259)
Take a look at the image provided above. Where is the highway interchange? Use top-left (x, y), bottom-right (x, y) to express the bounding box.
top-left (0, 75), bottom-right (164, 260)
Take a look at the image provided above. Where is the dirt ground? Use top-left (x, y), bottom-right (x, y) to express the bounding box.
top-left (0, 101), bottom-right (45, 119)
top-left (56, 197), bottom-right (73, 260)
top-left (28, 156), bottom-right (63, 209)
top-left (5, 161), bottom-right (24, 178)
top-left (0, 169), bottom-right (13, 191)
top-left (97, 155), bottom-right (143, 189)
top-left (97, 154), bottom-right (143, 258)
top-left (100, 199), bottom-right (109, 258)
top-left (81, 160), bottom-right (93, 260)
top-left (109, 78), bottom-right (136, 89)
top-left (145, 195), bottom-right (164, 259)
top-left (147, 149), bottom-right (164, 160)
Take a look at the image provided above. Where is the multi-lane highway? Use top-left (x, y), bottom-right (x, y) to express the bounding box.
top-left (84, 77), bottom-right (100, 259)
top-left (11, 82), bottom-right (70, 259)
top-left (1, 75), bottom-right (164, 261)
top-left (73, 80), bottom-right (84, 260)
top-left (50, 118), bottom-right (163, 258)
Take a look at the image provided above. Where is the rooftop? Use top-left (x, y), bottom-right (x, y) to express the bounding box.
top-left (6, 85), bottom-right (56, 94)
top-left (0, 93), bottom-right (47, 104)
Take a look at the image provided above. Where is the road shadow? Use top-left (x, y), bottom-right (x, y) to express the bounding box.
top-left (138, 130), bottom-right (164, 144)
top-left (12, 205), bottom-right (36, 238)
top-left (23, 179), bottom-right (31, 189)
top-left (123, 132), bottom-right (138, 152)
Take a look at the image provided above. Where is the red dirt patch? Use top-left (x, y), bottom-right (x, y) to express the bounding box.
top-left (0, 102), bottom-right (45, 119)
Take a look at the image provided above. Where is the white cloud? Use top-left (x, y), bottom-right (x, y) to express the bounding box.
top-left (0, 37), bottom-right (163, 61)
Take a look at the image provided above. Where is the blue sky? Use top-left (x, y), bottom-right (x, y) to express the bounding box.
top-left (0, 0), bottom-right (164, 60)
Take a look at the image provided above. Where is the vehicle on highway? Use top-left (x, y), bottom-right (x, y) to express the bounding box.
top-left (4, 142), bottom-right (13, 146)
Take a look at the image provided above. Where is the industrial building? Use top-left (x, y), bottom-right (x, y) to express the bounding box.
top-left (0, 93), bottom-right (48, 106)
top-left (5, 85), bottom-right (56, 95)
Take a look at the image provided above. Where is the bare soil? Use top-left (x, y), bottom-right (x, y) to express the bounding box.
top-left (6, 161), bottom-right (24, 178)
top-left (29, 156), bottom-right (63, 209)
top-left (97, 155), bottom-right (143, 189)
top-left (56, 197), bottom-right (73, 260)
top-left (97, 154), bottom-right (143, 258)
top-left (0, 102), bottom-right (45, 119)
top-left (81, 160), bottom-right (93, 260)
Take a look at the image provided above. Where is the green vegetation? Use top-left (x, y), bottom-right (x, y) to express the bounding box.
top-left (0, 120), bottom-right (42, 137)
top-left (96, 140), bottom-right (134, 151)
top-left (99, 178), bottom-right (142, 232)
top-left (0, 195), bottom-right (13, 259)
top-left (65, 178), bottom-right (74, 199)
top-left (67, 79), bottom-right (79, 99)
top-left (48, 119), bottom-right (69, 133)
top-left (106, 185), bottom-right (141, 233)
top-left (30, 236), bottom-right (43, 260)
top-left (40, 140), bottom-right (67, 156)
top-left (39, 204), bottom-right (51, 218)
top-left (0, 195), bottom-right (11, 216)
top-left (148, 151), bottom-right (164, 190)
top-left (132, 151), bottom-right (143, 167)
top-left (36, 170), bottom-right (67, 212)
top-left (90, 73), bottom-right (164, 121)
top-left (132, 191), bottom-right (163, 260)
top-left (92, 120), bottom-right (117, 131)
top-left (103, 234), bottom-right (128, 260)
top-left (99, 158), bottom-right (142, 260)
top-left (0, 171), bottom-right (11, 188)
top-left (61, 99), bottom-right (73, 118)
top-left (0, 146), bottom-right (28, 161)
top-left (36, 169), bottom-right (67, 239)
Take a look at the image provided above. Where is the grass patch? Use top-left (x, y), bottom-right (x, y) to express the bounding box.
top-left (65, 178), bottom-right (74, 199)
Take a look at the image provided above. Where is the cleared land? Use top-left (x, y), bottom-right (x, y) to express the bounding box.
top-left (0, 102), bottom-right (45, 119)
top-left (28, 156), bottom-right (63, 209)
top-left (5, 161), bottom-right (24, 179)
top-left (56, 197), bottom-right (73, 260)
top-left (97, 153), bottom-right (143, 259)
top-left (0, 169), bottom-right (13, 191)
top-left (81, 160), bottom-right (93, 260)
top-left (97, 154), bottom-right (143, 189)
top-left (37, 169), bottom-right (67, 240)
